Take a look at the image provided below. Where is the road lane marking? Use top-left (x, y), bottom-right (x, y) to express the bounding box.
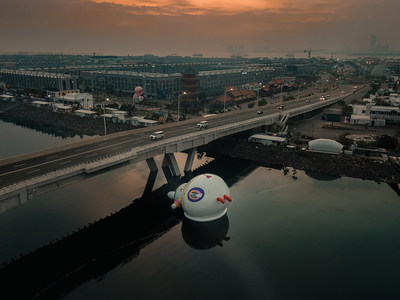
top-left (86, 153), bottom-right (98, 157)
top-left (73, 148), bottom-right (86, 152)
top-left (0, 138), bottom-right (142, 177)
top-left (46, 155), bottom-right (58, 159)
top-left (27, 169), bottom-right (41, 174)
top-left (59, 160), bottom-right (72, 165)
top-left (13, 163), bottom-right (27, 168)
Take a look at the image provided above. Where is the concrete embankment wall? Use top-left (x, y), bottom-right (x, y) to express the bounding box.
top-left (200, 139), bottom-right (400, 183)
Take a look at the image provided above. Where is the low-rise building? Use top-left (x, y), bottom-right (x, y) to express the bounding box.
top-left (46, 89), bottom-right (80, 100)
top-left (349, 115), bottom-right (371, 125)
top-left (74, 109), bottom-right (97, 117)
top-left (53, 104), bottom-right (72, 113)
top-left (350, 103), bottom-right (400, 126)
top-left (111, 110), bottom-right (129, 123)
top-left (31, 100), bottom-right (51, 108)
top-left (59, 92), bottom-right (93, 109)
top-left (389, 93), bottom-right (400, 106)
top-left (130, 116), bottom-right (158, 127)
top-left (248, 133), bottom-right (287, 146)
top-left (0, 69), bottom-right (78, 91)
top-left (0, 94), bottom-right (16, 101)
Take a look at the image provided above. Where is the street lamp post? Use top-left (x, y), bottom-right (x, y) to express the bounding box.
top-left (256, 88), bottom-right (260, 107)
top-left (102, 98), bottom-right (109, 135)
top-left (178, 92), bottom-right (186, 122)
top-left (224, 88), bottom-right (233, 111)
top-left (256, 84), bottom-right (263, 107)
top-left (102, 104), bottom-right (107, 135)
top-left (297, 85), bottom-right (300, 99)
top-left (224, 90), bottom-right (226, 111)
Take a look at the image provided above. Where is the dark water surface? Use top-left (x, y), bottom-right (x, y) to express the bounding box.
top-left (1, 120), bottom-right (400, 299)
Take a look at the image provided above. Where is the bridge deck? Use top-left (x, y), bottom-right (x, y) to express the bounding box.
top-left (0, 95), bottom-right (344, 209)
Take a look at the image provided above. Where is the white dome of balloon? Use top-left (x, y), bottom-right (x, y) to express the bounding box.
top-left (168, 174), bottom-right (232, 222)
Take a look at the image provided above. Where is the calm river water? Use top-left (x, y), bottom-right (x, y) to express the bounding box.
top-left (1, 119), bottom-right (400, 299)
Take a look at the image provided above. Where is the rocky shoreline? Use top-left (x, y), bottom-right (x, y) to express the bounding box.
top-left (200, 139), bottom-right (400, 184)
top-left (0, 102), bottom-right (135, 137)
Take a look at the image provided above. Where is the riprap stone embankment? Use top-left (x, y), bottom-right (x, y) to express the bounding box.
top-left (200, 140), bottom-right (400, 183)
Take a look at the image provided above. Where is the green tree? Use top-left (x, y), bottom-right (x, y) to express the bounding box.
top-left (376, 135), bottom-right (398, 150)
top-left (337, 132), bottom-right (352, 146)
top-left (342, 105), bottom-right (353, 117)
top-left (337, 100), bottom-right (345, 106)
top-left (258, 99), bottom-right (267, 106)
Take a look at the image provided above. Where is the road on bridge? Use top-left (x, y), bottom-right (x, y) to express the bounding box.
top-left (0, 86), bottom-right (352, 189)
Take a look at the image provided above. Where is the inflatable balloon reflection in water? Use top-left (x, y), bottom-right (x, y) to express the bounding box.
top-left (182, 214), bottom-right (230, 250)
top-left (132, 86), bottom-right (144, 105)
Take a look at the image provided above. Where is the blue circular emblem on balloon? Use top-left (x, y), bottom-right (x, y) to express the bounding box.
top-left (187, 188), bottom-right (204, 202)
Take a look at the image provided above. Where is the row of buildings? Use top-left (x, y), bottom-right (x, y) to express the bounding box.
top-left (27, 98), bottom-right (158, 127)
top-left (0, 66), bottom-right (276, 101)
top-left (2, 53), bottom-right (397, 115)
top-left (350, 93), bottom-right (400, 126)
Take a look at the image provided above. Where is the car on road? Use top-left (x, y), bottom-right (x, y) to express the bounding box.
top-left (256, 110), bottom-right (263, 114)
top-left (150, 131), bottom-right (164, 139)
top-left (305, 100), bottom-right (310, 103)
top-left (277, 105), bottom-right (284, 109)
top-left (197, 120), bottom-right (208, 129)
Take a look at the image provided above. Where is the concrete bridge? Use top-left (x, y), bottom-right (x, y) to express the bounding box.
top-left (0, 95), bottom-right (343, 212)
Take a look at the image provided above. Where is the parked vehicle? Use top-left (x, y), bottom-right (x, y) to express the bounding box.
top-left (277, 105), bottom-right (284, 109)
top-left (256, 110), bottom-right (263, 114)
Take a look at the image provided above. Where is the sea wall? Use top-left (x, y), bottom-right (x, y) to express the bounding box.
top-left (200, 139), bottom-right (400, 183)
top-left (0, 102), bottom-right (134, 136)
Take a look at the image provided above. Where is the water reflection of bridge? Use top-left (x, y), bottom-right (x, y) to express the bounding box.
top-left (0, 156), bottom-right (258, 299)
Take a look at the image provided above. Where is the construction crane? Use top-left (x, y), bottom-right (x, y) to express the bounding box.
top-left (304, 48), bottom-right (327, 58)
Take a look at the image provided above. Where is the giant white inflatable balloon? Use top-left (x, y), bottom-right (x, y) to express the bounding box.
top-left (167, 174), bottom-right (232, 222)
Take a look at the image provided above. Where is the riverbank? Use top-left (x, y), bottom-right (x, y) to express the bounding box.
top-left (200, 139), bottom-right (400, 183)
top-left (0, 102), bottom-right (135, 137)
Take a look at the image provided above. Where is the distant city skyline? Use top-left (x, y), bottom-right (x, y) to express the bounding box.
top-left (1, 0), bottom-right (399, 58)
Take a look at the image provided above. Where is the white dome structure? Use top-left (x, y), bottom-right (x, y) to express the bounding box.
top-left (308, 138), bottom-right (343, 154)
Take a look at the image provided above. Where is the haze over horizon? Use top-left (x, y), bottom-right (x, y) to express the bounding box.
top-left (1, 0), bottom-right (399, 58)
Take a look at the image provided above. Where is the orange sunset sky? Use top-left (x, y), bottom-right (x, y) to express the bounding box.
top-left (1, 0), bottom-right (399, 57)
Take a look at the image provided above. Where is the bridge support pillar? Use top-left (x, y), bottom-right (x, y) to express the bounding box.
top-left (142, 170), bottom-right (158, 196)
top-left (143, 158), bottom-right (159, 195)
top-left (162, 153), bottom-right (181, 177)
top-left (184, 148), bottom-right (197, 173)
top-left (146, 157), bottom-right (158, 172)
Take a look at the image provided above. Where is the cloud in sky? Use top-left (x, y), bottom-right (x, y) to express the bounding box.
top-left (1, 0), bottom-right (399, 57)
